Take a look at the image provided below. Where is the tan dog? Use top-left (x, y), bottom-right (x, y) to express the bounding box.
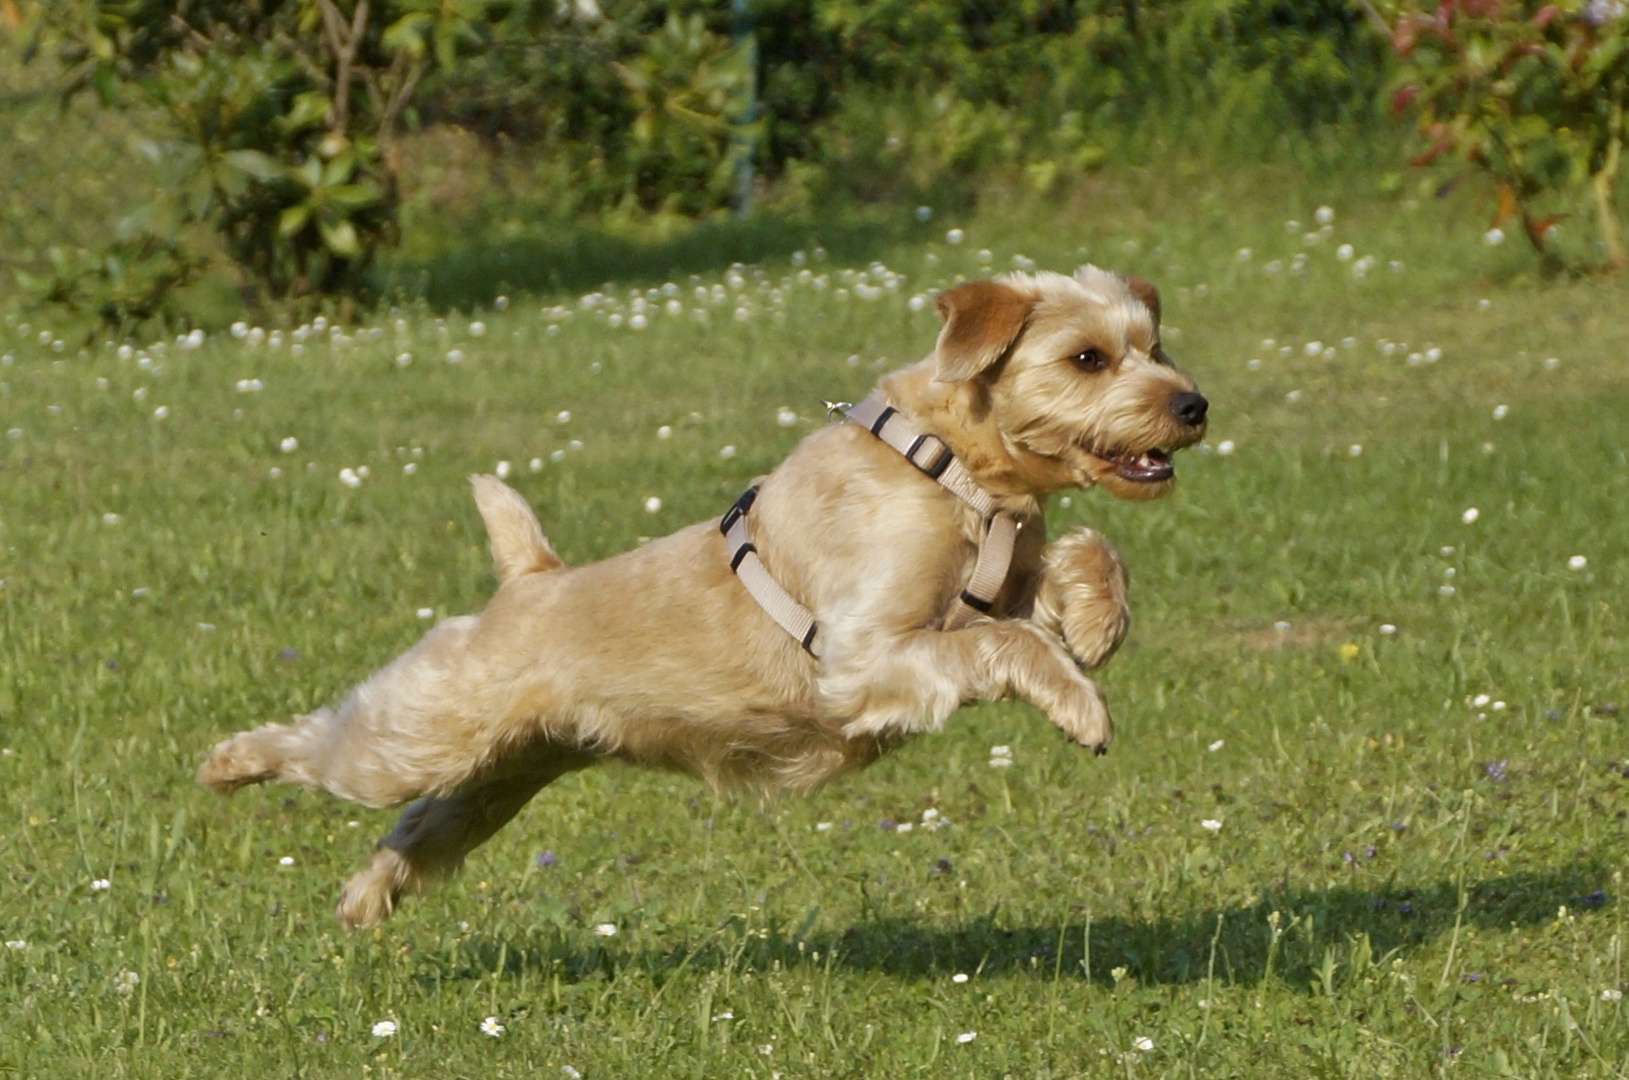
top-left (198, 266), bottom-right (1208, 929)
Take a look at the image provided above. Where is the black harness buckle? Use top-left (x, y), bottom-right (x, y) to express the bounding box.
top-left (905, 434), bottom-right (953, 480)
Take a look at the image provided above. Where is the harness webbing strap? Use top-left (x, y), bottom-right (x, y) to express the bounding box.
top-left (844, 396), bottom-right (999, 518)
top-left (720, 394), bottom-right (1022, 655)
top-left (845, 394), bottom-right (1021, 631)
top-left (720, 489), bottom-right (821, 657)
top-left (945, 511), bottom-right (1020, 631)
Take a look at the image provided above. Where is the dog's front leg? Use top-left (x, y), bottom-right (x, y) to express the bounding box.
top-left (834, 620), bottom-right (1112, 751)
top-left (336, 749), bottom-right (592, 930)
top-left (1031, 527), bottom-right (1129, 671)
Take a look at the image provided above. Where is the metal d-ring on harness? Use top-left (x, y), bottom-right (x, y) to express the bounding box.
top-left (720, 393), bottom-right (1022, 658)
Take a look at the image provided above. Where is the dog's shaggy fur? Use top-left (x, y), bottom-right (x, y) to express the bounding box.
top-left (198, 267), bottom-right (1207, 929)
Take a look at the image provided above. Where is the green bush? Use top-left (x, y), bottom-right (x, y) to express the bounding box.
top-left (1383, 0), bottom-right (1628, 272)
top-left (6, 0), bottom-right (1394, 320)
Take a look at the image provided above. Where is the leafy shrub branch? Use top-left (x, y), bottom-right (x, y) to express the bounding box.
top-left (1379, 0), bottom-right (1629, 271)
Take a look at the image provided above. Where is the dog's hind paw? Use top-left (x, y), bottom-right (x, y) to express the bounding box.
top-left (195, 735), bottom-right (277, 795)
top-left (336, 854), bottom-right (406, 931)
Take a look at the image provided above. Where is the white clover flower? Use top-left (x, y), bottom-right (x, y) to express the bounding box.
top-left (1315, 206), bottom-right (1335, 225)
top-left (5, 940), bottom-right (26, 951)
top-left (1492, 701), bottom-right (1507, 711)
top-left (396, 352), bottom-right (413, 368)
top-left (102, 512), bottom-right (121, 526)
top-left (402, 462), bottom-right (417, 475)
top-left (1473, 694), bottom-right (1492, 708)
top-left (115, 971), bottom-right (140, 995)
top-left (1483, 228), bottom-right (1505, 246)
top-left (946, 228), bottom-right (965, 245)
top-left (952, 972), bottom-right (969, 983)
top-left (594, 923), bottom-right (617, 937)
top-left (1568, 555), bottom-right (1588, 571)
top-left (550, 450), bottom-right (566, 463)
top-left (955, 1032), bottom-right (977, 1044)
top-left (656, 425), bottom-right (673, 440)
top-left (1201, 819), bottom-right (1222, 833)
top-left (815, 821), bottom-right (833, 832)
top-left (446, 349), bottom-right (465, 364)
top-left (976, 249), bottom-right (992, 265)
top-left (629, 314), bottom-right (648, 331)
top-left (371, 1020), bottom-right (397, 1038)
top-left (556, 410), bottom-right (571, 424)
top-left (417, 607), bottom-right (435, 620)
top-left (153, 405), bottom-right (169, 420)
top-left (1544, 356), bottom-right (1561, 370)
top-left (480, 1016), bottom-right (505, 1037)
top-left (91, 878), bottom-right (111, 892)
top-left (469, 321), bottom-right (487, 337)
top-left (776, 407), bottom-right (798, 427)
top-left (279, 436), bottom-right (298, 453)
top-left (1603, 989), bottom-right (1623, 1002)
top-left (278, 856), bottom-right (294, 866)
top-left (1461, 507), bottom-right (1479, 524)
top-left (1209, 739), bottom-right (1225, 751)
top-left (915, 205), bottom-right (933, 222)
top-left (1440, 585), bottom-right (1457, 596)
top-left (1348, 445), bottom-right (1362, 457)
top-left (338, 468), bottom-right (361, 489)
top-left (1236, 247), bottom-right (1253, 262)
top-left (1133, 1036), bottom-right (1154, 1052)
top-left (529, 458), bottom-right (543, 472)
top-left (1216, 440), bottom-right (1236, 455)
top-left (561, 1067), bottom-right (582, 1080)
top-left (1285, 390), bottom-right (1302, 403)
top-left (644, 496), bottom-right (662, 514)
top-left (1492, 404), bottom-right (1508, 420)
top-left (908, 295), bottom-right (927, 312)
top-left (718, 445), bottom-right (737, 460)
top-left (1336, 244), bottom-right (1354, 261)
top-left (1379, 624), bottom-right (1397, 635)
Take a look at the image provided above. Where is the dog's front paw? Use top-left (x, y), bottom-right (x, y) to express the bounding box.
top-left (1035, 529), bottom-right (1129, 671)
top-left (1050, 676), bottom-right (1113, 755)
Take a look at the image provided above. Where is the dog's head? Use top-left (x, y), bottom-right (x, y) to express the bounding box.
top-left (932, 267), bottom-right (1207, 501)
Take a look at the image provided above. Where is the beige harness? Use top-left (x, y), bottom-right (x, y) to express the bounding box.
top-left (721, 393), bottom-right (1021, 659)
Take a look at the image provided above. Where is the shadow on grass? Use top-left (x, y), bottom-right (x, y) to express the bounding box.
top-left (376, 211), bottom-right (916, 311)
top-left (441, 865), bottom-right (1611, 993)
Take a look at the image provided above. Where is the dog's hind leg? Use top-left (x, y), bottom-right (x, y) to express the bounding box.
top-left (335, 748), bottom-right (591, 930)
top-left (198, 615), bottom-right (501, 808)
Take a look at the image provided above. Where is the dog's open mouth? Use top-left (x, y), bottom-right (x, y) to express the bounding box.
top-left (1102, 448), bottom-right (1175, 483)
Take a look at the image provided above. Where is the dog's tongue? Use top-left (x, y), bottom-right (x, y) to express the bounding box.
top-left (1113, 449), bottom-right (1174, 482)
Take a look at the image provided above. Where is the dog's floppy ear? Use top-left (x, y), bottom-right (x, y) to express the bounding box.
top-left (1122, 276), bottom-right (1161, 327)
top-left (933, 280), bottom-right (1031, 383)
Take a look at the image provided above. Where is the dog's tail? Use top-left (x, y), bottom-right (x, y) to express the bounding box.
top-left (471, 475), bottom-right (564, 582)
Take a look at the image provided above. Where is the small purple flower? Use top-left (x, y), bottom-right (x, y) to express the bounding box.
top-left (1485, 760), bottom-right (1507, 783)
top-left (1364, 846), bottom-right (1376, 859)
top-left (933, 857), bottom-right (953, 874)
top-left (536, 850), bottom-right (556, 868)
top-left (1391, 821), bottom-right (1407, 833)
top-left (1342, 850), bottom-right (1355, 864)
top-left (879, 819), bottom-right (896, 831)
top-left (279, 648), bottom-right (299, 662)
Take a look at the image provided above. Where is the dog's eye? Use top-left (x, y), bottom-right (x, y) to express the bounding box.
top-left (1071, 348), bottom-right (1109, 372)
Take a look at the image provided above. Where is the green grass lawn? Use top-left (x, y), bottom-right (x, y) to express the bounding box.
top-left (2, 164), bottom-right (1628, 1078)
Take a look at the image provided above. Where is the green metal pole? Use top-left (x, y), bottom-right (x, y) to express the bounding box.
top-left (730, 0), bottom-right (757, 217)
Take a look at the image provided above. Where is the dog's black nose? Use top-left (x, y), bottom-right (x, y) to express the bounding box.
top-left (1169, 392), bottom-right (1208, 427)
